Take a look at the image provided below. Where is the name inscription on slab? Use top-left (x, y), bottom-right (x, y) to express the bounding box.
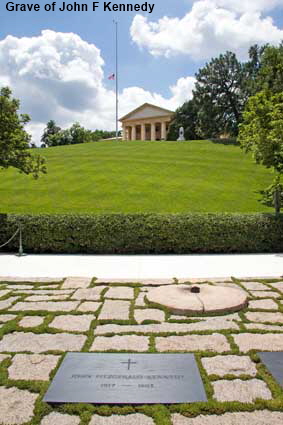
top-left (44, 353), bottom-right (207, 404)
top-left (259, 352), bottom-right (283, 388)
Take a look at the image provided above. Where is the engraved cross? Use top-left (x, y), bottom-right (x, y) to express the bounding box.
top-left (121, 359), bottom-right (137, 370)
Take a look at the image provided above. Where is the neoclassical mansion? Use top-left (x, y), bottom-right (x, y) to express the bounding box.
top-left (119, 103), bottom-right (174, 141)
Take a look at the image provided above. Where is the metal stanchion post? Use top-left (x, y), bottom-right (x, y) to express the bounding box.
top-left (16, 225), bottom-right (26, 257)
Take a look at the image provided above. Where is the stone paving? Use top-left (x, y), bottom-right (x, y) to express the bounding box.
top-left (0, 276), bottom-right (282, 424)
top-left (8, 354), bottom-right (60, 380)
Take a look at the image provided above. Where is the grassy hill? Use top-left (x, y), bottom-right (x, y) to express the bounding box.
top-left (0, 140), bottom-right (274, 214)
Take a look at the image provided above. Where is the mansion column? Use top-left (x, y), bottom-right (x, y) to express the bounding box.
top-left (161, 122), bottom-right (167, 140)
top-left (132, 125), bottom-right (136, 141)
top-left (141, 123), bottom-right (146, 141)
top-left (122, 125), bottom-right (127, 140)
top-left (151, 122), bottom-right (156, 141)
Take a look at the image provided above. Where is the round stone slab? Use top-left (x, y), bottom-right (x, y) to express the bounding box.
top-left (147, 285), bottom-right (248, 315)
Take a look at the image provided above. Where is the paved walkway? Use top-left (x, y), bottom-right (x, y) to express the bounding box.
top-left (0, 253), bottom-right (282, 279)
top-left (0, 276), bottom-right (283, 424)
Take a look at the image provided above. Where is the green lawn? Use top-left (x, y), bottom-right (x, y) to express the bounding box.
top-left (0, 140), bottom-right (274, 214)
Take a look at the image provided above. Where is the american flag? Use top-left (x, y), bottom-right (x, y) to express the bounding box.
top-left (108, 73), bottom-right (115, 80)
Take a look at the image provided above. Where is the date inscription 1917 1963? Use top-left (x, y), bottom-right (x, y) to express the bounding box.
top-left (44, 353), bottom-right (207, 404)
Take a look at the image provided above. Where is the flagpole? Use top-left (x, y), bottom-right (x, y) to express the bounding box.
top-left (114, 20), bottom-right (119, 142)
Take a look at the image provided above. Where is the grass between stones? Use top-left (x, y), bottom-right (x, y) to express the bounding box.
top-left (0, 278), bottom-right (283, 424)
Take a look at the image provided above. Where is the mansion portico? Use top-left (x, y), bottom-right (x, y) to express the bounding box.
top-left (119, 103), bottom-right (174, 141)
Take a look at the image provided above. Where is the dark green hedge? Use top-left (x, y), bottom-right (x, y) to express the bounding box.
top-left (0, 213), bottom-right (282, 254)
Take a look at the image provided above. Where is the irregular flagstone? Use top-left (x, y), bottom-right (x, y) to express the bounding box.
top-left (240, 281), bottom-right (268, 291)
top-left (172, 411), bottom-right (283, 425)
top-left (24, 295), bottom-right (69, 301)
top-left (156, 334), bottom-right (230, 353)
top-left (49, 315), bottom-right (94, 331)
top-left (0, 314), bottom-right (17, 322)
top-left (135, 293), bottom-right (146, 307)
top-left (0, 297), bottom-right (19, 310)
top-left (95, 320), bottom-right (239, 335)
top-left (95, 279), bottom-right (134, 284)
top-left (248, 299), bottom-right (278, 310)
top-left (19, 316), bottom-right (45, 328)
top-left (98, 300), bottom-right (130, 320)
top-left (250, 290), bottom-right (281, 299)
top-left (11, 289), bottom-right (73, 295)
top-left (139, 286), bottom-right (155, 292)
top-left (77, 301), bottom-right (102, 312)
top-left (0, 277), bottom-right (61, 282)
top-left (179, 278), bottom-right (232, 283)
top-left (105, 287), bottom-right (135, 299)
top-left (0, 332), bottom-right (86, 353)
top-left (245, 312), bottom-right (283, 323)
top-left (134, 309), bottom-right (165, 323)
top-left (11, 301), bottom-right (79, 312)
top-left (41, 412), bottom-right (80, 425)
top-left (143, 279), bottom-right (177, 285)
top-left (9, 285), bottom-right (34, 290)
top-left (269, 282), bottom-right (283, 292)
top-left (0, 289), bottom-right (11, 298)
top-left (0, 386), bottom-right (38, 424)
top-left (91, 335), bottom-right (149, 352)
top-left (71, 287), bottom-right (106, 300)
top-left (233, 333), bottom-right (283, 352)
top-left (201, 355), bottom-right (257, 377)
top-left (213, 282), bottom-right (249, 293)
top-left (245, 323), bottom-right (283, 331)
top-left (38, 284), bottom-right (59, 288)
top-left (192, 313), bottom-right (240, 321)
top-left (212, 379), bottom-right (272, 402)
top-left (62, 277), bottom-right (92, 289)
top-left (8, 354), bottom-right (60, 380)
top-left (89, 414), bottom-right (154, 425)
top-left (0, 354), bottom-right (10, 362)
top-left (95, 278), bottom-right (174, 285)
top-left (169, 315), bottom-right (190, 321)
top-left (239, 276), bottom-right (282, 280)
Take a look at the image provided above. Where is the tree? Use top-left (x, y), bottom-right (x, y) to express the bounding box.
top-left (69, 123), bottom-right (92, 145)
top-left (0, 87), bottom-right (46, 178)
top-left (193, 51), bottom-right (247, 138)
top-left (41, 120), bottom-right (61, 147)
top-left (243, 44), bottom-right (268, 97)
top-left (47, 129), bottom-right (72, 147)
top-left (256, 43), bottom-right (283, 94)
top-left (238, 90), bottom-right (283, 215)
top-left (167, 99), bottom-right (199, 141)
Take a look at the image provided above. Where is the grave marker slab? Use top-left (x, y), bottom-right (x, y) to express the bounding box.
top-left (259, 352), bottom-right (283, 388)
top-left (44, 353), bottom-right (207, 404)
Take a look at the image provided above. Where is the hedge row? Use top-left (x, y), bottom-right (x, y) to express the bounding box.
top-left (0, 213), bottom-right (282, 254)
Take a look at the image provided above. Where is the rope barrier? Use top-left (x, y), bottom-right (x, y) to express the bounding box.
top-left (0, 228), bottom-right (20, 248)
top-left (0, 227), bottom-right (26, 256)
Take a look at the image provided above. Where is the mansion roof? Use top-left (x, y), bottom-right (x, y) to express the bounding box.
top-left (119, 103), bottom-right (174, 123)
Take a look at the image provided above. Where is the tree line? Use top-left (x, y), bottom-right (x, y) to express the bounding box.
top-left (38, 120), bottom-right (120, 148)
top-left (168, 43), bottom-right (282, 141)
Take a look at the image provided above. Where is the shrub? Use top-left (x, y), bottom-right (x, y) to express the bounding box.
top-left (0, 213), bottom-right (282, 254)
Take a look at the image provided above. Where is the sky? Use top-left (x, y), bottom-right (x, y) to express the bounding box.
top-left (0, 0), bottom-right (283, 144)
